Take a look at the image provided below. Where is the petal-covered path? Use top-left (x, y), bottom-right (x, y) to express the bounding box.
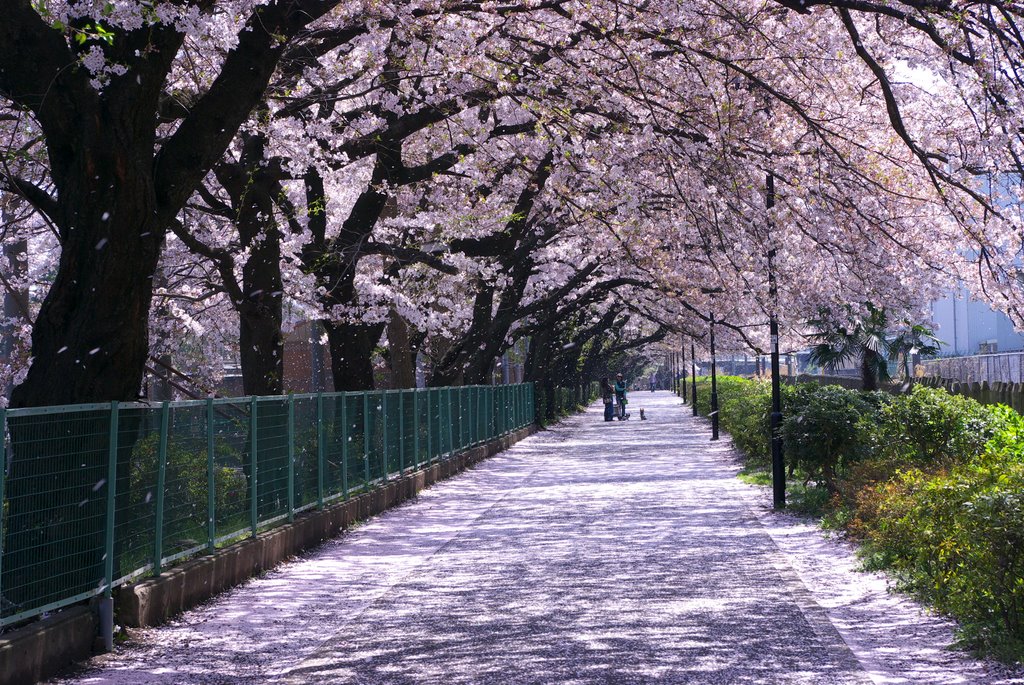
top-left (55, 393), bottom-right (1023, 684)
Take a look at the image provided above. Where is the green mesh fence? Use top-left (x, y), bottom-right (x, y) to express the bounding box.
top-left (0, 384), bottom-right (534, 628)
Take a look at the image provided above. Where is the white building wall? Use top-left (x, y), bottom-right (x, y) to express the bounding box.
top-left (931, 286), bottom-right (1024, 355)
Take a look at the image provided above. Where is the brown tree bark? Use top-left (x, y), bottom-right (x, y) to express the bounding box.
top-left (386, 310), bottom-right (417, 389)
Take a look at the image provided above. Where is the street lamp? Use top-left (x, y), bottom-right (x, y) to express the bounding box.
top-left (767, 172), bottom-right (785, 509)
top-left (680, 337), bottom-right (688, 403)
top-left (709, 311), bottom-right (719, 441)
top-left (691, 342), bottom-right (698, 417)
top-left (673, 351), bottom-right (679, 395)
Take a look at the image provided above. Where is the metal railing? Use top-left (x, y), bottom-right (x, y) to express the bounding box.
top-left (0, 383), bottom-right (535, 628)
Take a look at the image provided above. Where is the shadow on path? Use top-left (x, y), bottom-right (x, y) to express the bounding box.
top-left (54, 392), bottom-right (1019, 684)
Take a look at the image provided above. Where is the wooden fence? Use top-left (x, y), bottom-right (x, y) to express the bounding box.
top-left (919, 376), bottom-right (1024, 413)
top-left (785, 373), bottom-right (865, 391)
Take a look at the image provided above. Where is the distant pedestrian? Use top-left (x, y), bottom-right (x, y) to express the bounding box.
top-left (600, 377), bottom-right (615, 422)
top-left (614, 373), bottom-right (629, 420)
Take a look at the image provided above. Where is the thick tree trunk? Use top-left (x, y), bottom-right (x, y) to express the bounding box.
top-left (236, 190), bottom-right (284, 396)
top-left (325, 320), bottom-right (384, 391)
top-left (861, 350), bottom-right (880, 391)
top-left (239, 303), bottom-right (284, 396)
top-left (386, 310), bottom-right (416, 389)
top-left (2, 178), bottom-right (160, 605)
top-left (525, 329), bottom-right (558, 421)
top-left (10, 191), bottom-right (163, 408)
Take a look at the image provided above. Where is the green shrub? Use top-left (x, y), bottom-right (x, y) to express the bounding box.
top-left (864, 456), bottom-right (1024, 659)
top-left (879, 385), bottom-right (998, 467)
top-left (782, 384), bottom-right (882, 493)
top-left (695, 373), bottom-right (1024, 660)
top-left (984, 404), bottom-right (1024, 462)
top-left (692, 376), bottom-right (778, 466)
top-left (129, 433), bottom-right (246, 519)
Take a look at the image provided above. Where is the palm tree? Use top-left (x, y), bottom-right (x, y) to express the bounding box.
top-left (807, 304), bottom-right (892, 391)
top-left (889, 323), bottom-right (942, 383)
top-left (807, 305), bottom-right (942, 391)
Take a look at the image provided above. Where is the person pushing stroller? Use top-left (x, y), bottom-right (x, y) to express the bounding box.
top-left (614, 373), bottom-right (629, 420)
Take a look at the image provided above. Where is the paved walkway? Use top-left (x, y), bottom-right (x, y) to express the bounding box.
top-left (55, 393), bottom-right (1023, 684)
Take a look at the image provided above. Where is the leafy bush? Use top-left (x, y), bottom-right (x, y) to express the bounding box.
top-left (879, 385), bottom-right (998, 467)
top-left (692, 374), bottom-right (1024, 660)
top-left (693, 376), bottom-right (778, 466)
top-left (129, 432), bottom-right (246, 520)
top-left (984, 404), bottom-right (1024, 462)
top-left (864, 457), bottom-right (1024, 659)
top-left (782, 384), bottom-right (883, 493)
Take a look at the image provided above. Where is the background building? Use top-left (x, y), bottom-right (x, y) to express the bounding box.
top-left (930, 287), bottom-right (1024, 356)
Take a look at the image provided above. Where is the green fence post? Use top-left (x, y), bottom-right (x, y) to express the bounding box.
top-left (513, 386), bottom-right (518, 428)
top-left (206, 398), bottom-right (216, 553)
top-left (287, 394), bottom-right (295, 523)
top-left (341, 392), bottom-right (349, 499)
top-left (250, 396), bottom-right (258, 538)
top-left (363, 393), bottom-right (371, 485)
top-left (316, 393), bottom-right (325, 510)
top-left (460, 388), bottom-right (467, 448)
top-left (521, 384), bottom-right (527, 427)
top-left (466, 387), bottom-right (472, 446)
top-left (472, 386), bottom-right (479, 445)
top-left (413, 390), bottom-right (420, 467)
top-left (399, 390), bottom-right (405, 475)
top-left (474, 387), bottom-right (480, 444)
top-left (154, 402), bottom-right (169, 575)
top-left (382, 392), bottom-right (389, 482)
top-left (101, 401), bottom-right (119, 651)
top-left (426, 390), bottom-right (432, 461)
top-left (519, 384), bottom-right (524, 428)
top-left (447, 388), bottom-right (454, 455)
top-left (514, 385), bottom-right (520, 428)
top-left (455, 387), bottom-right (462, 450)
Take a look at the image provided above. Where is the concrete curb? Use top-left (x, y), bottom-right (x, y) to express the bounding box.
top-left (0, 606), bottom-right (96, 685)
top-left (0, 425), bottom-right (538, 685)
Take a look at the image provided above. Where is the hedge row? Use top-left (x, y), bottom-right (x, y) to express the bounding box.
top-left (688, 376), bottom-right (1024, 661)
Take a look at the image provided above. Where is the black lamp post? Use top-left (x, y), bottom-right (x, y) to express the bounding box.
top-left (681, 338), bottom-right (688, 403)
top-left (691, 342), bottom-right (697, 417)
top-left (673, 352), bottom-right (679, 394)
top-left (767, 172), bottom-right (785, 509)
top-left (709, 312), bottom-right (719, 441)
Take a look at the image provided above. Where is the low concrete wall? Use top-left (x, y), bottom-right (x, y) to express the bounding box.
top-left (0, 425), bottom-right (537, 685)
top-left (0, 606), bottom-right (96, 685)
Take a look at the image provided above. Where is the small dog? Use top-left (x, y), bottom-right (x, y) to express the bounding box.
top-left (639, 408), bottom-right (647, 420)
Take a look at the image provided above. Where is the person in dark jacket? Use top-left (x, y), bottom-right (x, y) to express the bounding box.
top-left (614, 373), bottom-right (629, 420)
top-left (600, 377), bottom-right (615, 421)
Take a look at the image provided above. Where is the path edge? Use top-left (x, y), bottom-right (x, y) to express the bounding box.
top-left (0, 425), bottom-right (538, 685)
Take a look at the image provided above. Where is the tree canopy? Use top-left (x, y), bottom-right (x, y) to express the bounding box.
top-left (1, 0), bottom-right (1023, 405)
